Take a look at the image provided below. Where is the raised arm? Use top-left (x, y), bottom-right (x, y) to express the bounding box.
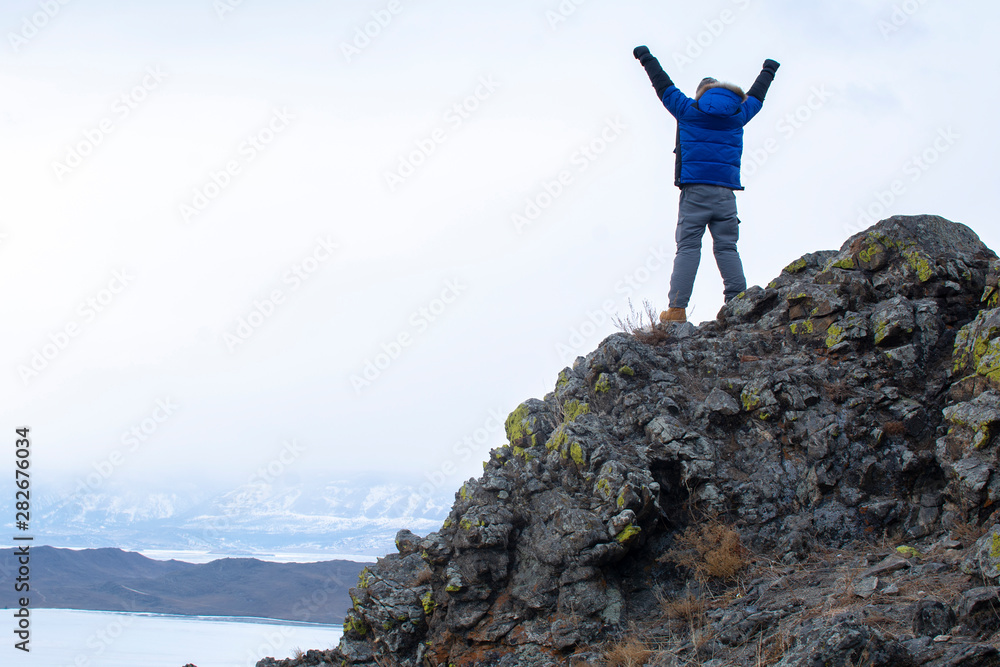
top-left (633, 46), bottom-right (674, 101)
top-left (747, 59), bottom-right (780, 102)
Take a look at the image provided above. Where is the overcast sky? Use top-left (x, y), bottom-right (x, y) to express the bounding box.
top-left (2, 0), bottom-right (997, 525)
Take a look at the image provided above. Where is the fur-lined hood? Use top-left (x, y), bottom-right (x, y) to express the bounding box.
top-left (694, 80), bottom-right (748, 116)
top-left (695, 80), bottom-right (747, 101)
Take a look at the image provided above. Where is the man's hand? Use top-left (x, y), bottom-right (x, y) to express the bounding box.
top-left (634, 45), bottom-right (651, 60)
top-left (763, 59), bottom-right (780, 73)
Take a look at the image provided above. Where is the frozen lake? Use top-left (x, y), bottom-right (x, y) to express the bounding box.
top-left (3, 608), bottom-right (342, 667)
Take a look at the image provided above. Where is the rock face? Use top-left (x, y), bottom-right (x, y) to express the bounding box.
top-left (257, 216), bottom-right (1000, 667)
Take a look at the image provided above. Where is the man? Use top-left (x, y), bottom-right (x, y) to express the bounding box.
top-left (633, 45), bottom-right (779, 323)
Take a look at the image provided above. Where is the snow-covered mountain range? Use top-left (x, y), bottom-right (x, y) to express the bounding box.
top-left (30, 474), bottom-right (453, 558)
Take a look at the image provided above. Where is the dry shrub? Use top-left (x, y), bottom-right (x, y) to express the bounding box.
top-left (660, 522), bottom-right (749, 583)
top-left (603, 636), bottom-right (653, 667)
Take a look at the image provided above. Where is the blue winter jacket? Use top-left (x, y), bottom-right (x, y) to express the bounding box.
top-left (661, 85), bottom-right (762, 190)
top-left (634, 48), bottom-right (779, 190)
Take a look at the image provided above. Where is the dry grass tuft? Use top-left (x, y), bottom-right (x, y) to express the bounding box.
top-left (658, 592), bottom-right (707, 622)
top-left (660, 522), bottom-right (750, 583)
top-left (613, 299), bottom-right (676, 345)
top-left (603, 636), bottom-right (653, 667)
top-left (951, 520), bottom-right (988, 546)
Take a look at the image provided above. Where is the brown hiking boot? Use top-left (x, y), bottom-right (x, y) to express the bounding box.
top-left (659, 307), bottom-right (686, 324)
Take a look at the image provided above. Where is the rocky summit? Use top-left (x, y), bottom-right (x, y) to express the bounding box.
top-left (255, 215), bottom-right (1000, 667)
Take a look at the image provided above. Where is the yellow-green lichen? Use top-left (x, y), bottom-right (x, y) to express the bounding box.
top-left (512, 445), bottom-right (535, 461)
top-left (789, 319), bottom-right (815, 335)
top-left (563, 400), bottom-right (589, 423)
top-left (858, 242), bottom-right (885, 267)
top-left (903, 249), bottom-right (934, 282)
top-left (357, 568), bottom-right (371, 589)
top-left (442, 517), bottom-right (452, 529)
top-left (505, 403), bottom-right (540, 448)
top-left (445, 583), bottom-right (461, 593)
top-left (594, 373), bottom-right (611, 393)
top-left (421, 590), bottom-right (435, 616)
top-left (344, 616), bottom-right (368, 637)
top-left (547, 427), bottom-right (569, 451)
top-left (619, 365), bottom-right (635, 377)
top-left (556, 370), bottom-right (571, 390)
top-left (829, 257), bottom-right (856, 270)
top-left (615, 525), bottom-right (642, 544)
top-left (783, 257), bottom-right (808, 274)
top-left (825, 323), bottom-right (844, 348)
top-left (741, 388), bottom-right (762, 412)
top-left (570, 442), bottom-right (585, 466)
top-left (597, 478), bottom-right (612, 498)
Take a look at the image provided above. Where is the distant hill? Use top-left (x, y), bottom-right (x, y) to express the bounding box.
top-left (1, 546), bottom-right (366, 623)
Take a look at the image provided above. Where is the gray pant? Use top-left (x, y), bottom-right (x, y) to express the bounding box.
top-left (668, 184), bottom-right (747, 308)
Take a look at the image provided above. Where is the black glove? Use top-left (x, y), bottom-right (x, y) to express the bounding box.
top-left (748, 59), bottom-right (780, 102)
top-left (633, 46), bottom-right (673, 100)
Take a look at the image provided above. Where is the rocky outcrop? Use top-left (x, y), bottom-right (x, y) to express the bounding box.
top-left (256, 215), bottom-right (1000, 667)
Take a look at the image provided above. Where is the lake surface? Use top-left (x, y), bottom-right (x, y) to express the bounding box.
top-left (2, 608), bottom-right (343, 667)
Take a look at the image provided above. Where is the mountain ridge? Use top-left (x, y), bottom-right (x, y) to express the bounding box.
top-left (1, 546), bottom-right (366, 623)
